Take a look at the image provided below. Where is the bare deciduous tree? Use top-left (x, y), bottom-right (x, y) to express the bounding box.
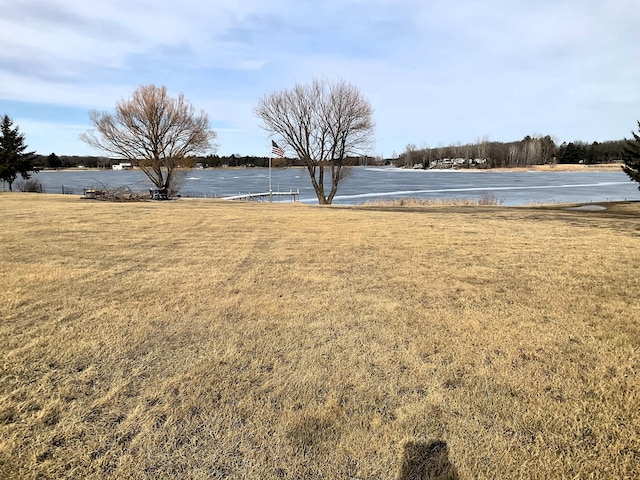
top-left (475, 136), bottom-right (489, 162)
top-left (81, 85), bottom-right (217, 196)
top-left (255, 79), bottom-right (374, 204)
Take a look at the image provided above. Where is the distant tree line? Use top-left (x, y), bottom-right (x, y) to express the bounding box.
top-left (24, 135), bottom-right (632, 174)
top-left (34, 153), bottom-right (113, 169)
top-left (33, 137), bottom-right (626, 171)
top-left (201, 154), bottom-right (379, 169)
top-left (34, 153), bottom-right (381, 169)
top-left (396, 135), bottom-right (627, 169)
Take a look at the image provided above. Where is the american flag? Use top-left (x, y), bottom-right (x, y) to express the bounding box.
top-left (271, 140), bottom-right (284, 157)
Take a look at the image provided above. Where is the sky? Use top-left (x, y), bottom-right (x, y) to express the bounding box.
top-left (1, 0), bottom-right (639, 158)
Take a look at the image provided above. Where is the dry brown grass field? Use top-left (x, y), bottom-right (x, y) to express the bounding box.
top-left (1, 193), bottom-right (639, 479)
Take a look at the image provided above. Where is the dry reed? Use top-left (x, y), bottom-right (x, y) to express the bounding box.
top-left (363, 194), bottom-right (501, 207)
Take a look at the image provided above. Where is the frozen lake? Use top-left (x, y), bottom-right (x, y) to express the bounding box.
top-left (33, 166), bottom-right (638, 206)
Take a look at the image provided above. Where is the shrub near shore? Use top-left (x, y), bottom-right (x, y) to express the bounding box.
top-left (1, 194), bottom-right (638, 479)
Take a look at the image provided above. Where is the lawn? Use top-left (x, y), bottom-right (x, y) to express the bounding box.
top-left (1, 194), bottom-right (638, 479)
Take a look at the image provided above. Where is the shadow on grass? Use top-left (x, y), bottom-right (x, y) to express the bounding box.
top-left (399, 440), bottom-right (459, 480)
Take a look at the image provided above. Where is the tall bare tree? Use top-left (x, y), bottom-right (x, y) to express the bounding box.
top-left (475, 136), bottom-right (489, 162)
top-left (81, 85), bottom-right (217, 196)
top-left (255, 79), bottom-right (374, 204)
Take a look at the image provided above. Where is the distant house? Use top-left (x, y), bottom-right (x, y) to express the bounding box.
top-left (112, 162), bottom-right (133, 170)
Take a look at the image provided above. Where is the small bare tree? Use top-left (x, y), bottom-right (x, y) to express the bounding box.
top-left (255, 79), bottom-right (374, 204)
top-left (81, 85), bottom-right (217, 196)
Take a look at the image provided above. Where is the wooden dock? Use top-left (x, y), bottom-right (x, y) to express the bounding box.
top-left (222, 190), bottom-right (300, 202)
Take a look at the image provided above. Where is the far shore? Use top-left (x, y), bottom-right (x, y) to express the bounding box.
top-left (487, 163), bottom-right (624, 172)
top-left (40, 163), bottom-right (625, 173)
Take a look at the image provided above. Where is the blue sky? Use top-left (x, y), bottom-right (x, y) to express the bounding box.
top-left (1, 0), bottom-right (639, 158)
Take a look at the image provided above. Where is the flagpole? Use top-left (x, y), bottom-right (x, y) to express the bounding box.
top-left (270, 140), bottom-right (284, 203)
top-left (269, 153), bottom-right (272, 202)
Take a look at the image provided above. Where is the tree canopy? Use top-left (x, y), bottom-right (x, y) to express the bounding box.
top-left (81, 85), bottom-right (217, 195)
top-left (255, 79), bottom-right (375, 204)
top-left (0, 115), bottom-right (37, 191)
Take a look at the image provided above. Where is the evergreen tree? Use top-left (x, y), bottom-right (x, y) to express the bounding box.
top-left (0, 115), bottom-right (37, 191)
top-left (558, 142), bottom-right (584, 164)
top-left (622, 121), bottom-right (640, 190)
top-left (47, 152), bottom-right (62, 169)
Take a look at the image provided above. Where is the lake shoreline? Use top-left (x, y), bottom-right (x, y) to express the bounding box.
top-left (487, 163), bottom-right (623, 172)
top-left (43, 163), bottom-right (625, 173)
